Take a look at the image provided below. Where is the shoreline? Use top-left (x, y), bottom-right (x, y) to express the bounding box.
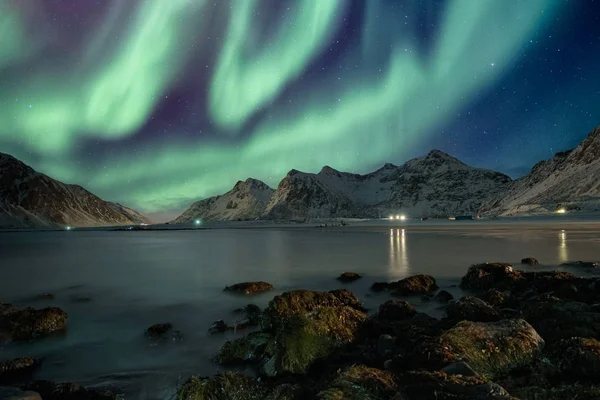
top-left (2, 261), bottom-right (600, 399)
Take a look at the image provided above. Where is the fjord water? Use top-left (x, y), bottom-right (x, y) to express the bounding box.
top-left (1, 220), bottom-right (600, 398)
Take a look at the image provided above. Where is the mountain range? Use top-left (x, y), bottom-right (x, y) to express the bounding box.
top-left (174, 125), bottom-right (600, 223)
top-left (0, 152), bottom-right (151, 228)
top-left (1, 125), bottom-right (598, 228)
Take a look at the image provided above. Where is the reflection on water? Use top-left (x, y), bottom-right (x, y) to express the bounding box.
top-left (389, 228), bottom-right (408, 277)
top-left (559, 229), bottom-right (568, 262)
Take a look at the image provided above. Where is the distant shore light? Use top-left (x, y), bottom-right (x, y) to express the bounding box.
top-left (556, 208), bottom-right (567, 214)
top-left (195, 219), bottom-right (201, 225)
top-left (400, 215), bottom-right (406, 221)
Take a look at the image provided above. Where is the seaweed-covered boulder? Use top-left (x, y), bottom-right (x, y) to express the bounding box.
top-left (377, 300), bottom-right (416, 321)
top-left (371, 275), bottom-right (438, 296)
top-left (397, 371), bottom-right (516, 400)
top-left (445, 297), bottom-right (501, 323)
top-left (317, 365), bottom-right (397, 399)
top-left (440, 319), bottom-right (544, 379)
top-left (475, 289), bottom-right (516, 309)
top-left (521, 258), bottom-right (539, 265)
top-left (177, 372), bottom-right (265, 400)
top-left (435, 290), bottom-right (455, 303)
top-left (522, 298), bottom-right (600, 344)
top-left (0, 304), bottom-right (67, 341)
top-left (0, 357), bottom-right (41, 385)
top-left (460, 263), bottom-right (525, 292)
top-left (261, 289), bottom-right (363, 331)
top-left (550, 337), bottom-right (600, 380)
top-left (21, 380), bottom-right (121, 400)
top-left (216, 332), bottom-right (273, 365)
top-left (337, 272), bottom-right (362, 283)
top-left (264, 305), bottom-right (367, 375)
top-left (224, 281), bottom-right (273, 295)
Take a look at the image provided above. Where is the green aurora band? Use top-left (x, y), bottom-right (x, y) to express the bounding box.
top-left (0, 0), bottom-right (562, 215)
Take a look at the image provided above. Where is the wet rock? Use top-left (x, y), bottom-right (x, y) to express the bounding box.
top-left (477, 289), bottom-right (516, 308)
top-left (435, 290), bottom-right (455, 303)
top-left (521, 258), bottom-right (539, 265)
top-left (378, 300), bottom-right (416, 320)
top-left (0, 358), bottom-right (41, 385)
top-left (177, 372), bottom-right (265, 400)
top-left (224, 281), bottom-right (273, 295)
top-left (440, 319), bottom-right (544, 379)
top-left (460, 263), bottom-right (526, 292)
top-left (522, 298), bottom-right (600, 344)
top-left (500, 308), bottom-right (521, 319)
top-left (208, 320), bottom-right (230, 335)
top-left (21, 380), bottom-right (121, 400)
top-left (261, 289), bottom-right (364, 331)
top-left (233, 304), bottom-right (262, 326)
top-left (337, 272), bottom-right (362, 283)
top-left (445, 297), bottom-right (501, 323)
top-left (0, 387), bottom-right (41, 400)
top-left (0, 304), bottom-right (67, 342)
top-left (550, 337), bottom-right (600, 380)
top-left (215, 332), bottom-right (272, 365)
top-left (144, 323), bottom-right (182, 343)
top-left (442, 361), bottom-right (480, 377)
top-left (371, 275), bottom-right (438, 296)
top-left (377, 334), bottom-right (395, 357)
top-left (561, 261), bottom-right (599, 269)
top-left (317, 365), bottom-right (397, 399)
top-left (264, 305), bottom-right (367, 375)
top-left (397, 371), bottom-right (515, 400)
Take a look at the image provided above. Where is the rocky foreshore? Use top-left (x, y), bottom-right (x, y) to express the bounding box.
top-left (1, 262), bottom-right (600, 399)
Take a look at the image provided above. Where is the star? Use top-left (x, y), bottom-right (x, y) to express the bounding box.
top-left (490, 63), bottom-right (496, 67)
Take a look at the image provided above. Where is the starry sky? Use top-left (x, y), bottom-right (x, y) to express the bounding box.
top-left (1, 0), bottom-right (599, 221)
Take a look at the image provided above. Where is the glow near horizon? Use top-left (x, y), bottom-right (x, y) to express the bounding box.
top-left (0, 0), bottom-right (560, 213)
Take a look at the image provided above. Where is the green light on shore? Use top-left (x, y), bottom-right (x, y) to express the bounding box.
top-left (195, 219), bottom-right (201, 225)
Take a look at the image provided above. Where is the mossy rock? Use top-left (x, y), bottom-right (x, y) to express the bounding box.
top-left (224, 281), bottom-right (273, 295)
top-left (264, 383), bottom-right (303, 400)
top-left (177, 372), bottom-right (265, 400)
top-left (509, 384), bottom-right (600, 400)
top-left (440, 319), bottom-right (544, 379)
top-left (371, 275), bottom-right (438, 296)
top-left (262, 289), bottom-right (363, 331)
top-left (0, 303), bottom-right (67, 341)
top-left (522, 299), bottom-right (600, 344)
top-left (269, 306), bottom-right (367, 375)
top-left (397, 371), bottom-right (515, 400)
top-left (0, 357), bottom-right (41, 385)
top-left (216, 332), bottom-right (273, 365)
top-left (317, 365), bottom-right (397, 400)
top-left (460, 263), bottom-right (526, 292)
top-left (445, 297), bottom-right (501, 323)
top-left (550, 337), bottom-right (600, 380)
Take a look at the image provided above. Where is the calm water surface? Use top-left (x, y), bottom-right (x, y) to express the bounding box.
top-left (1, 222), bottom-right (599, 398)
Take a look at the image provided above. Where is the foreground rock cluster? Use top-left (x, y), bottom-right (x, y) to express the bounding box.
top-left (2, 262), bottom-right (600, 399)
top-left (179, 262), bottom-right (600, 399)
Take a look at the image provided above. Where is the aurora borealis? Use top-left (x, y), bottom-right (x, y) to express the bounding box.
top-left (1, 0), bottom-right (599, 220)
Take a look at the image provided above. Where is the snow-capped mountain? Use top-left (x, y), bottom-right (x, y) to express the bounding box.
top-left (172, 178), bottom-right (274, 223)
top-left (262, 150), bottom-right (512, 220)
top-left (482, 126), bottom-right (600, 216)
top-left (0, 152), bottom-right (151, 228)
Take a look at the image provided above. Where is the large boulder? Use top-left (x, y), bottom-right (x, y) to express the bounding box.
top-left (0, 358), bottom-right (41, 385)
top-left (261, 289), bottom-right (363, 331)
top-left (317, 365), bottom-right (397, 399)
top-left (0, 304), bottom-right (67, 341)
top-left (224, 281), bottom-right (273, 295)
top-left (177, 372), bottom-right (265, 399)
top-left (460, 263), bottom-right (526, 293)
top-left (549, 337), bottom-right (600, 380)
top-left (522, 298), bottom-right (600, 344)
top-left (377, 300), bottom-right (416, 321)
top-left (397, 371), bottom-right (516, 400)
top-left (445, 297), bottom-right (501, 323)
top-left (371, 275), bottom-right (438, 296)
top-left (440, 319), bottom-right (544, 379)
top-left (337, 272), bottom-right (362, 283)
top-left (216, 332), bottom-right (273, 365)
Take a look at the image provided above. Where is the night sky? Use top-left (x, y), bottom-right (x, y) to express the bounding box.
top-left (1, 0), bottom-right (599, 221)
